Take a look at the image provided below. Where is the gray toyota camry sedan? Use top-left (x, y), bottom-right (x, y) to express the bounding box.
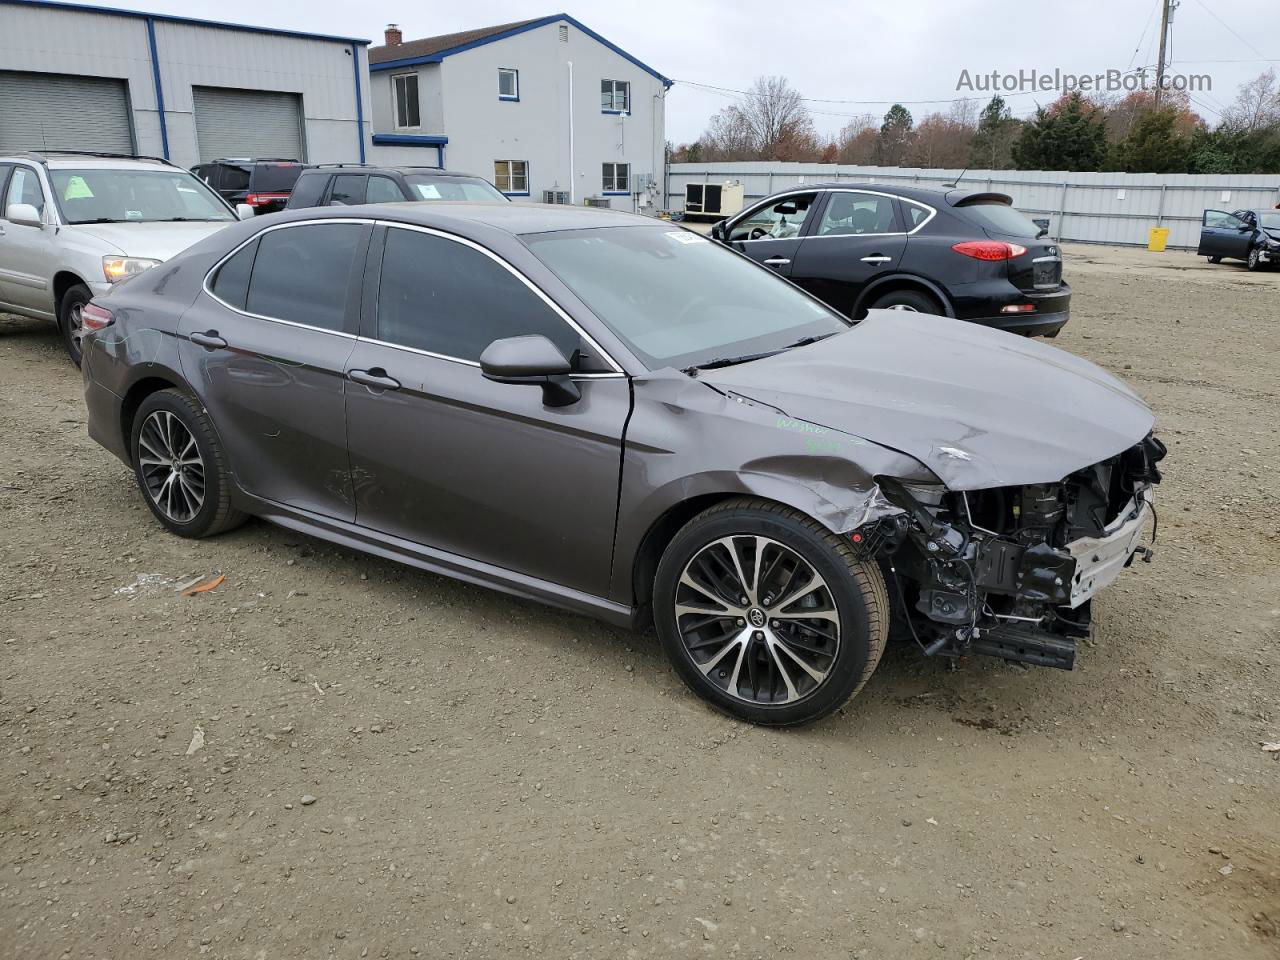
top-left (81, 202), bottom-right (1164, 726)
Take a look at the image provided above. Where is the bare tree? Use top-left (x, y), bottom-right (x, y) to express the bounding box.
top-left (836, 113), bottom-right (879, 164)
top-left (694, 76), bottom-right (818, 161)
top-left (1221, 68), bottom-right (1280, 133)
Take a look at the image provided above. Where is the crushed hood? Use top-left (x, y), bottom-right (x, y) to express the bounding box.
top-left (700, 310), bottom-right (1155, 489)
top-left (65, 220), bottom-right (236, 260)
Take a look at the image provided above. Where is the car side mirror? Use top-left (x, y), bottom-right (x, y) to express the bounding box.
top-left (479, 334), bottom-right (581, 407)
top-left (236, 203), bottom-right (255, 220)
top-left (6, 202), bottom-right (43, 227)
top-left (775, 202), bottom-right (799, 215)
top-left (710, 219), bottom-right (727, 241)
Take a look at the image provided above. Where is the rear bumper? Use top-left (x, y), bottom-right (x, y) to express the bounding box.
top-left (970, 310), bottom-right (1070, 338)
top-left (960, 282), bottom-right (1071, 337)
top-left (84, 373), bottom-right (130, 467)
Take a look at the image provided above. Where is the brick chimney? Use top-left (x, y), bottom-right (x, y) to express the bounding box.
top-left (384, 23), bottom-right (402, 46)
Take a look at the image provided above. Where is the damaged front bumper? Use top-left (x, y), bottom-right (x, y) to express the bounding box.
top-left (862, 433), bottom-right (1165, 671)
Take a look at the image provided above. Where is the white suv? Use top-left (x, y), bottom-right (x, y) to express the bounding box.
top-left (0, 151), bottom-right (252, 365)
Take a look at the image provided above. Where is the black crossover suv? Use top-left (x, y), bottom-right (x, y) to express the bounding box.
top-left (285, 165), bottom-right (507, 209)
top-left (711, 183), bottom-right (1070, 337)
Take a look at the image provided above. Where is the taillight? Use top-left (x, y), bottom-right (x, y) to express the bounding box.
top-left (245, 193), bottom-right (289, 206)
top-left (81, 303), bottom-right (114, 332)
top-left (951, 241), bottom-right (1028, 261)
top-left (245, 193), bottom-right (265, 206)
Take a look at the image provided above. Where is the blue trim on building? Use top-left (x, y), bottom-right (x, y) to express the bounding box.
top-left (143, 16), bottom-right (169, 160)
top-left (372, 134), bottom-right (449, 146)
top-left (369, 14), bottom-right (671, 87)
top-left (601, 109), bottom-right (626, 115)
top-left (350, 43), bottom-right (366, 163)
top-left (600, 191), bottom-right (629, 196)
top-left (3, 0), bottom-right (371, 44)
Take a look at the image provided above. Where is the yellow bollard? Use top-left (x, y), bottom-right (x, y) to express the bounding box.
top-left (1147, 227), bottom-right (1170, 252)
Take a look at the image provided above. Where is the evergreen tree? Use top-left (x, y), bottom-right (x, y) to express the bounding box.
top-left (1012, 93), bottom-right (1107, 171)
top-left (876, 104), bottom-right (914, 165)
top-left (969, 96), bottom-right (1021, 169)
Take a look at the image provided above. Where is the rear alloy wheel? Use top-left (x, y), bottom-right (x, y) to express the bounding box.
top-left (868, 289), bottom-right (942, 315)
top-left (130, 389), bottom-right (246, 538)
top-left (654, 498), bottom-right (888, 726)
top-left (58, 283), bottom-right (92, 367)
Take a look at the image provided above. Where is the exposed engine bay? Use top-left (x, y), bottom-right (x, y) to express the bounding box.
top-left (861, 433), bottom-right (1167, 669)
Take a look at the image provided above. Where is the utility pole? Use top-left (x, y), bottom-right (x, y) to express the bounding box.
top-left (1154, 0), bottom-right (1178, 110)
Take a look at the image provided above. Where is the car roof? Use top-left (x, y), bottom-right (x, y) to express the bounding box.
top-left (762, 180), bottom-right (988, 204)
top-left (300, 166), bottom-right (483, 178)
top-left (270, 200), bottom-right (653, 235)
top-left (0, 153), bottom-right (182, 171)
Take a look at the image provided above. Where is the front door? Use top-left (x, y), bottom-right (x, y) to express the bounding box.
top-left (788, 190), bottom-right (908, 317)
top-left (1198, 209), bottom-right (1252, 259)
top-left (344, 224), bottom-right (630, 598)
top-left (720, 192), bottom-right (820, 276)
top-left (0, 165), bottom-right (57, 316)
top-left (177, 219), bottom-right (372, 520)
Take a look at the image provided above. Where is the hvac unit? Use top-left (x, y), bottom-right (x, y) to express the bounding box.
top-left (542, 190), bottom-right (570, 204)
top-left (683, 181), bottom-right (744, 219)
top-left (584, 197), bottom-right (612, 208)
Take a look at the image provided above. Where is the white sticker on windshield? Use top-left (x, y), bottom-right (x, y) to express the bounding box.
top-left (125, 210), bottom-right (143, 219)
top-left (666, 230), bottom-right (707, 244)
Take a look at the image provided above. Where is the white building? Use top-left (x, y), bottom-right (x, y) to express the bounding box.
top-left (0, 0), bottom-right (371, 167)
top-left (368, 15), bottom-right (669, 210)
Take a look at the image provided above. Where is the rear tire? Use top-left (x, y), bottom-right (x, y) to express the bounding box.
top-left (653, 497), bottom-right (889, 726)
top-left (1206, 255), bottom-right (1222, 264)
top-left (58, 283), bottom-right (92, 367)
top-left (130, 389), bottom-right (247, 538)
top-left (868, 288), bottom-right (943, 315)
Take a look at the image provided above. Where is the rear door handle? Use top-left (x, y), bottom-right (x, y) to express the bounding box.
top-left (860, 255), bottom-right (892, 263)
top-left (189, 331), bottom-right (228, 349)
top-left (348, 368), bottom-right (401, 391)
top-left (763, 257), bottom-right (791, 267)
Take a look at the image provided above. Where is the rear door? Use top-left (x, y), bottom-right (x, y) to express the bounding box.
top-left (720, 192), bottom-right (819, 276)
top-left (178, 219), bottom-right (371, 520)
top-left (343, 223), bottom-right (631, 597)
top-left (1198, 209), bottom-right (1252, 259)
top-left (326, 174), bottom-right (368, 206)
top-left (787, 190), bottom-right (907, 316)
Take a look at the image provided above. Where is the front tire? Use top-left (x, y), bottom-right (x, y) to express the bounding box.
top-left (1206, 255), bottom-right (1222, 264)
top-left (58, 283), bottom-right (92, 367)
top-left (654, 498), bottom-right (889, 726)
top-left (130, 389), bottom-right (247, 538)
top-left (1247, 248), bottom-right (1262, 271)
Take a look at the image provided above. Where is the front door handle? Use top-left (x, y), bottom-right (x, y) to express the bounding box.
top-left (763, 257), bottom-right (791, 267)
top-left (189, 331), bottom-right (228, 349)
top-left (348, 368), bottom-right (401, 391)
top-left (860, 255), bottom-right (892, 264)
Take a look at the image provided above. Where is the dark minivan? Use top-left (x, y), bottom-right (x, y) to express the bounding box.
top-left (192, 159), bottom-right (308, 215)
top-left (711, 183), bottom-right (1070, 337)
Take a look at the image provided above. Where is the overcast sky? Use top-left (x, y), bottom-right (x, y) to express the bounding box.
top-left (76, 0), bottom-right (1280, 141)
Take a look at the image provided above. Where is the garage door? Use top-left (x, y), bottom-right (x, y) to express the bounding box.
top-left (193, 87), bottom-right (304, 162)
top-left (0, 71), bottom-right (134, 155)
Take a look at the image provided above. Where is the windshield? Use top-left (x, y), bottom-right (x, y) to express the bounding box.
top-left (959, 202), bottom-right (1044, 238)
top-left (51, 168), bottom-right (234, 223)
top-left (1260, 212), bottom-right (1280, 231)
top-left (404, 174), bottom-right (507, 202)
top-left (525, 226), bottom-right (849, 370)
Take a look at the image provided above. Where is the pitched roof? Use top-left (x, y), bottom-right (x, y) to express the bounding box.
top-left (367, 14), bottom-right (671, 87)
top-left (368, 18), bottom-right (540, 65)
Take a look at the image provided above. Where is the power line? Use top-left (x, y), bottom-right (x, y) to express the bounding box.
top-left (675, 78), bottom-right (1051, 108)
top-left (1130, 0), bottom-right (1163, 69)
top-left (1190, 0), bottom-right (1271, 62)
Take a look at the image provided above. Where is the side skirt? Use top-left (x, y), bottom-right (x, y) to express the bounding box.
top-left (234, 491), bottom-right (637, 629)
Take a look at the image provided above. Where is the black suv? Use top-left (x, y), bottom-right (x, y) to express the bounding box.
top-left (285, 165), bottom-right (508, 209)
top-left (191, 159), bottom-right (308, 215)
top-left (711, 183), bottom-right (1070, 337)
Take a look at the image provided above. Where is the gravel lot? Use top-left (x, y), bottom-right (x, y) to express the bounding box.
top-left (2, 243), bottom-right (1278, 959)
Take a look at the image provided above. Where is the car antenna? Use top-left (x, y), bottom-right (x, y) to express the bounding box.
top-left (943, 166), bottom-right (968, 189)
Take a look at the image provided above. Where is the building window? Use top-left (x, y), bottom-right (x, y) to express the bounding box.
top-left (498, 68), bottom-right (519, 101)
top-left (601, 79), bottom-right (630, 113)
top-left (393, 74), bottom-right (420, 129)
top-left (494, 160), bottom-right (529, 195)
top-left (602, 162), bottom-right (630, 194)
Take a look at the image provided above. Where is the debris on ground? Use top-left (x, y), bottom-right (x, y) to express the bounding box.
top-left (181, 573), bottom-right (225, 596)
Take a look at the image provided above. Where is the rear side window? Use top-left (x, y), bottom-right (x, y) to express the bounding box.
top-left (245, 223), bottom-right (365, 331)
top-left (958, 202), bottom-right (1043, 239)
top-left (286, 173), bottom-right (328, 209)
top-left (329, 175), bottom-right (366, 206)
top-left (376, 227), bottom-right (579, 363)
top-left (249, 163), bottom-right (304, 193)
top-left (210, 238), bottom-right (258, 310)
top-left (366, 176), bottom-right (403, 204)
top-left (904, 202), bottom-right (932, 229)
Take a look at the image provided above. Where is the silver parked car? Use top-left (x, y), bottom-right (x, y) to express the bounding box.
top-left (0, 151), bottom-right (252, 365)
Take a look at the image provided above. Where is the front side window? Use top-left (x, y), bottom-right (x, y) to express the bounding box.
top-left (1203, 210), bottom-right (1246, 230)
top-left (49, 168), bottom-right (231, 223)
top-left (602, 163), bottom-right (629, 194)
top-left (5, 166), bottom-right (46, 217)
top-left (817, 192), bottom-right (900, 237)
top-left (244, 223), bottom-right (364, 331)
top-left (728, 193), bottom-right (816, 242)
top-left (394, 73), bottom-right (420, 128)
top-left (526, 226), bottom-right (846, 371)
top-left (377, 227), bottom-right (580, 363)
top-left (493, 160), bottom-right (528, 195)
top-left (601, 79), bottom-right (630, 112)
top-left (498, 68), bottom-right (519, 100)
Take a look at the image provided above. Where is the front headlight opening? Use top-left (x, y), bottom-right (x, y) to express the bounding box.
top-left (102, 256), bottom-right (161, 283)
